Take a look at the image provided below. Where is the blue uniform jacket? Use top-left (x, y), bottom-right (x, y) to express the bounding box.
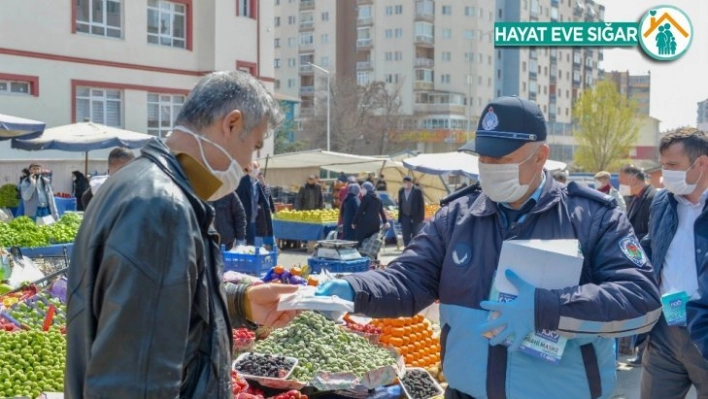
top-left (641, 188), bottom-right (708, 360)
top-left (343, 172), bottom-right (661, 399)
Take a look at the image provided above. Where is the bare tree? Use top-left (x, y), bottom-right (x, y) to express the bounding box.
top-left (302, 75), bottom-right (404, 155)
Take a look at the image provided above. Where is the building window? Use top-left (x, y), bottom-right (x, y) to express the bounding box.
top-left (395, 51), bottom-right (402, 61)
top-left (464, 29), bottom-right (474, 40)
top-left (395, 5), bottom-right (403, 13)
top-left (441, 52), bottom-right (451, 61)
top-left (440, 74), bottom-right (451, 83)
top-left (288, 37), bottom-right (296, 47)
top-left (321, 33), bottom-right (329, 44)
top-left (357, 72), bottom-right (370, 86)
top-left (76, 87), bottom-right (122, 127)
top-left (522, 82), bottom-right (526, 91)
top-left (464, 6), bottom-right (474, 16)
top-left (464, 52), bottom-right (473, 61)
top-left (321, 56), bottom-right (330, 67)
top-left (147, 93), bottom-right (185, 137)
top-left (385, 29), bottom-right (393, 39)
top-left (299, 32), bottom-right (313, 45)
top-left (274, 38), bottom-right (280, 47)
top-left (442, 5), bottom-right (451, 15)
top-left (287, 79), bottom-right (295, 88)
top-left (288, 58), bottom-right (296, 67)
top-left (415, 69), bottom-right (433, 83)
top-left (274, 80), bottom-right (280, 90)
top-left (442, 28), bottom-right (452, 39)
top-left (236, 0), bottom-right (256, 18)
top-left (75, 0), bottom-right (122, 38)
top-left (385, 52), bottom-right (393, 61)
top-left (147, 0), bottom-right (188, 49)
top-left (321, 11), bottom-right (329, 21)
top-left (288, 15), bottom-right (296, 24)
top-left (0, 74), bottom-right (39, 97)
top-left (274, 58), bottom-right (280, 68)
top-left (275, 16), bottom-right (280, 26)
top-left (395, 28), bottom-right (403, 37)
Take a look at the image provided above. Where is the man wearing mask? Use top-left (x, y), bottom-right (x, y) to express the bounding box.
top-left (639, 127), bottom-right (708, 398)
top-left (315, 96), bottom-right (661, 399)
top-left (617, 164), bottom-right (657, 367)
top-left (20, 163), bottom-right (58, 222)
top-left (398, 176), bottom-right (425, 246)
top-left (295, 174), bottom-right (324, 211)
top-left (594, 171), bottom-right (627, 212)
top-left (66, 71), bottom-right (300, 397)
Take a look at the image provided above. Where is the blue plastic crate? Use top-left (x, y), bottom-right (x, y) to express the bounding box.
top-left (308, 257), bottom-right (371, 274)
top-left (222, 248), bottom-right (277, 276)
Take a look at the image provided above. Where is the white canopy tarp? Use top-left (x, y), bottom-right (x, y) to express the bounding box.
top-left (403, 152), bottom-right (567, 179)
top-left (257, 150), bottom-right (450, 203)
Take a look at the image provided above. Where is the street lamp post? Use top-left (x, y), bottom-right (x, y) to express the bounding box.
top-left (309, 62), bottom-right (331, 152)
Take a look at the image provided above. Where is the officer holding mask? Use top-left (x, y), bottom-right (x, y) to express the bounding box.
top-left (316, 96), bottom-right (661, 399)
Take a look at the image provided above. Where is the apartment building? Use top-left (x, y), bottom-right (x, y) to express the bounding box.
top-left (496, 0), bottom-right (605, 162)
top-left (698, 99), bottom-right (708, 132)
top-left (606, 70), bottom-right (651, 116)
top-left (273, 0), bottom-right (356, 117)
top-left (275, 0), bottom-right (604, 157)
top-left (0, 0), bottom-right (276, 162)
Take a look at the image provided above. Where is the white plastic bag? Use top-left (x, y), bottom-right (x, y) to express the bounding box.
top-left (8, 255), bottom-right (45, 289)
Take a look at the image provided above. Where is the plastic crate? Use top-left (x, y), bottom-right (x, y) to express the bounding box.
top-left (222, 248), bottom-right (277, 276)
top-left (308, 256), bottom-right (371, 274)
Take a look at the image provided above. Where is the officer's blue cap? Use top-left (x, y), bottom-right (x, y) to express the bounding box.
top-left (459, 96), bottom-right (547, 158)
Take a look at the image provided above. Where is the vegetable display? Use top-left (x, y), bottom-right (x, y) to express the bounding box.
top-left (400, 369), bottom-right (443, 399)
top-left (0, 213), bottom-right (82, 248)
top-left (234, 353), bottom-right (296, 378)
top-left (0, 184), bottom-right (20, 209)
top-left (254, 311), bottom-right (396, 382)
top-left (0, 330), bottom-right (66, 398)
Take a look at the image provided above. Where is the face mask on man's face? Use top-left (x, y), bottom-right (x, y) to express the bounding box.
top-left (478, 147), bottom-right (541, 203)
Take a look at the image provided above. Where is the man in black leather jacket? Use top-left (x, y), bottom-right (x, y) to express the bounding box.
top-left (66, 71), bottom-right (299, 398)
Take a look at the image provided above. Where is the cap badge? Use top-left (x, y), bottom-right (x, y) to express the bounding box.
top-left (481, 106), bottom-right (499, 131)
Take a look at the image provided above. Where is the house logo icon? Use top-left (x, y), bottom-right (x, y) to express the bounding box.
top-left (638, 5), bottom-right (693, 61)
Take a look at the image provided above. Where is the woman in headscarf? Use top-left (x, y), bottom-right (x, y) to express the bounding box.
top-left (352, 182), bottom-right (388, 247)
top-left (71, 171), bottom-right (90, 211)
top-left (341, 183), bottom-right (361, 241)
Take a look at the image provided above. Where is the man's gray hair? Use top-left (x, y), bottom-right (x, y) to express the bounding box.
top-left (175, 71), bottom-right (283, 137)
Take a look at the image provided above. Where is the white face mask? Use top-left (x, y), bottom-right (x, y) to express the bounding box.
top-left (594, 180), bottom-right (605, 189)
top-left (478, 148), bottom-right (539, 203)
top-left (619, 184), bottom-right (632, 196)
top-left (250, 168), bottom-right (260, 178)
top-left (662, 161), bottom-right (702, 195)
top-left (174, 125), bottom-right (245, 201)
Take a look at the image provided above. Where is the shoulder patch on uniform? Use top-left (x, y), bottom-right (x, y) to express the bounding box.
top-left (619, 235), bottom-right (647, 267)
top-left (566, 181), bottom-right (617, 208)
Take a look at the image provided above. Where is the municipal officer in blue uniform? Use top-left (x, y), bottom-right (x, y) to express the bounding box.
top-left (317, 97), bottom-right (662, 399)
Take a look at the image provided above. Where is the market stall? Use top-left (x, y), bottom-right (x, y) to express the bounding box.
top-left (272, 209), bottom-right (340, 250)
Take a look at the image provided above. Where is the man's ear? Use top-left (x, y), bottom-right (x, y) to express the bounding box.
top-left (221, 110), bottom-right (244, 139)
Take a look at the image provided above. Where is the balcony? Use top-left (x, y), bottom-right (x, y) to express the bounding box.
top-left (414, 35), bottom-right (434, 47)
top-left (356, 61), bottom-right (373, 70)
top-left (300, 85), bottom-right (315, 95)
top-left (551, 0), bottom-right (559, 5)
top-left (299, 64), bottom-right (314, 73)
top-left (414, 58), bottom-right (434, 67)
top-left (357, 0), bottom-right (373, 4)
top-left (299, 0), bottom-right (314, 10)
top-left (529, 92), bottom-right (537, 101)
top-left (414, 103), bottom-right (466, 115)
top-left (300, 20), bottom-right (314, 29)
top-left (414, 81), bottom-right (434, 91)
top-left (299, 42), bottom-right (314, 51)
top-left (357, 16), bottom-right (373, 26)
top-left (529, 71), bottom-right (537, 80)
top-left (415, 10), bottom-right (434, 22)
top-left (356, 38), bottom-right (373, 48)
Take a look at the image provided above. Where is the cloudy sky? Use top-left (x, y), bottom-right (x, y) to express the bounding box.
top-left (600, 1), bottom-right (708, 131)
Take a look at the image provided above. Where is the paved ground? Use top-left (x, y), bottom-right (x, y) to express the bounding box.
top-left (277, 245), bottom-right (698, 399)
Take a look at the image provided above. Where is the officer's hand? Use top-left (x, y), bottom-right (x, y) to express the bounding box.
top-left (479, 269), bottom-right (536, 351)
top-left (246, 284), bottom-right (300, 328)
top-left (315, 280), bottom-right (355, 302)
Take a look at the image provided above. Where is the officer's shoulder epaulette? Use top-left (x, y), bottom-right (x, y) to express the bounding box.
top-left (566, 181), bottom-right (617, 208)
top-left (440, 182), bottom-right (482, 207)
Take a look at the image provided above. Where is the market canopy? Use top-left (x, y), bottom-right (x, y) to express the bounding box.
top-left (0, 113), bottom-right (45, 141)
top-left (11, 121), bottom-right (153, 174)
top-left (403, 151), bottom-right (567, 179)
